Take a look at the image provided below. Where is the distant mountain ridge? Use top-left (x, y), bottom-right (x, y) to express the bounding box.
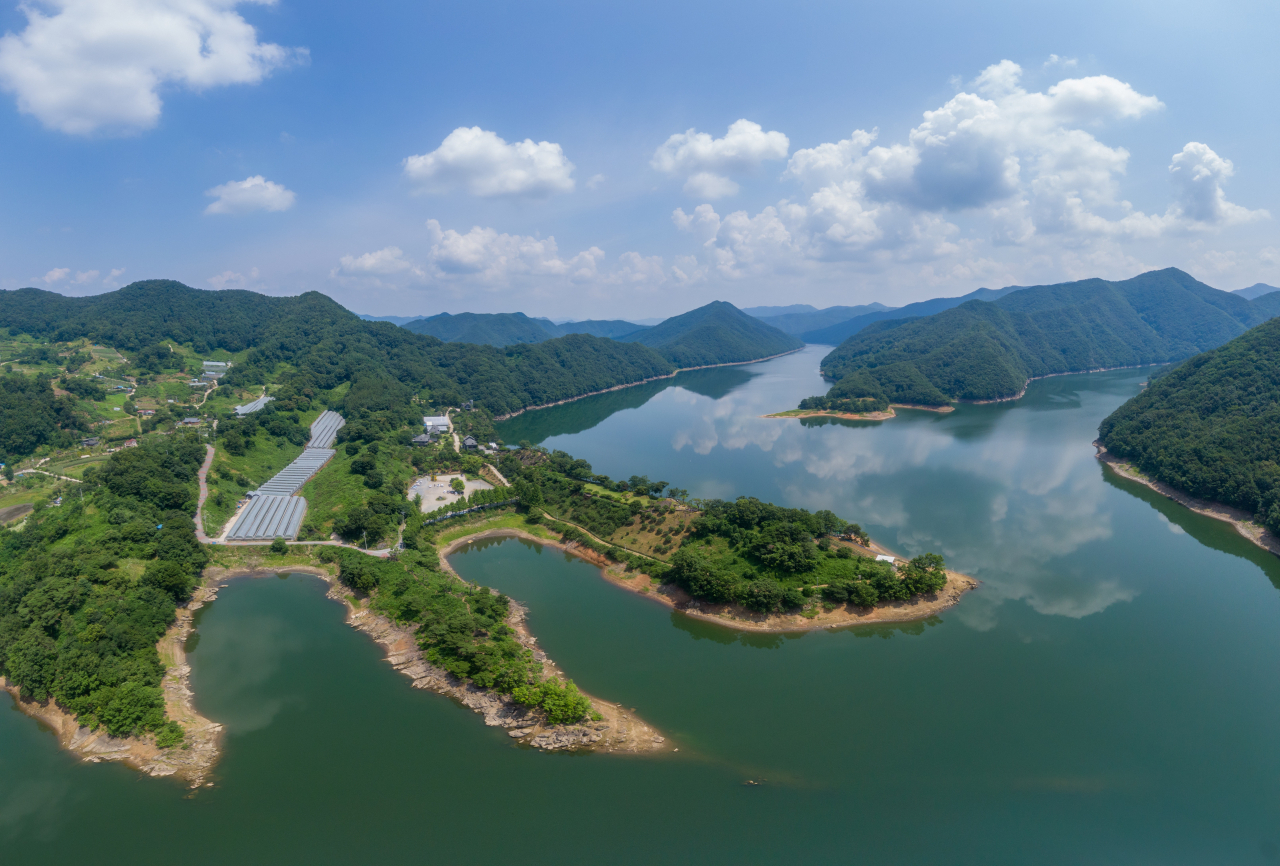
top-left (750, 303), bottom-right (896, 336)
top-left (1232, 283), bottom-right (1280, 300)
top-left (622, 300), bottom-right (803, 367)
top-left (800, 285), bottom-right (1029, 344)
top-left (806, 268), bottom-right (1280, 407)
top-left (400, 312), bottom-right (647, 347)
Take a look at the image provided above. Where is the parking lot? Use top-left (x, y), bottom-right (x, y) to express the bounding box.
top-left (410, 473), bottom-right (494, 514)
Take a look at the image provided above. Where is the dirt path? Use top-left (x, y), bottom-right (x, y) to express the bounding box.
top-left (194, 444), bottom-right (216, 542)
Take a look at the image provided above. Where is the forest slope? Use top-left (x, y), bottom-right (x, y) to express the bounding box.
top-left (807, 268), bottom-right (1280, 407)
top-left (0, 281), bottom-right (675, 417)
top-left (623, 301), bottom-right (803, 367)
top-left (1098, 316), bottom-right (1280, 533)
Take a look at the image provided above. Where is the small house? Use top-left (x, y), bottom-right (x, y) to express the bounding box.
top-left (411, 434), bottom-right (434, 447)
top-left (181, 417), bottom-right (201, 427)
top-left (81, 437), bottom-right (100, 447)
top-left (423, 415), bottom-right (450, 435)
top-left (139, 409), bottom-right (156, 417)
top-left (462, 435), bottom-right (478, 450)
top-left (123, 439), bottom-right (138, 448)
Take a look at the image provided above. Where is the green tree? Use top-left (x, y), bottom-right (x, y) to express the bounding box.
top-left (270, 537), bottom-right (287, 554)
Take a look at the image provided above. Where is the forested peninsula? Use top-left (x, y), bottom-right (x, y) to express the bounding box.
top-left (798, 268), bottom-right (1280, 411)
top-left (0, 282), bottom-right (962, 782)
top-left (1098, 315), bottom-right (1280, 544)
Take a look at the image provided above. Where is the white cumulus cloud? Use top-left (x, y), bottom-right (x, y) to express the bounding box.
top-left (424, 220), bottom-right (601, 281)
top-left (403, 127), bottom-right (575, 198)
top-left (0, 0), bottom-right (304, 135)
top-left (1168, 142), bottom-right (1267, 226)
top-left (337, 247), bottom-right (422, 277)
top-left (72, 269), bottom-right (98, 283)
top-left (42, 267), bottom-right (69, 283)
top-left (204, 175), bottom-right (296, 215)
top-left (652, 119), bottom-right (789, 199)
top-left (676, 61), bottom-right (1266, 282)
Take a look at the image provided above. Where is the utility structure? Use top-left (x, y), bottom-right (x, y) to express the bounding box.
top-left (223, 410), bottom-right (346, 542)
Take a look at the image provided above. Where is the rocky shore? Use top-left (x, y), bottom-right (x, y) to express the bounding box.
top-left (1095, 441), bottom-right (1280, 557)
top-left (445, 525), bottom-right (977, 634)
top-left (207, 562), bottom-right (669, 755)
top-left (0, 581), bottom-right (224, 789)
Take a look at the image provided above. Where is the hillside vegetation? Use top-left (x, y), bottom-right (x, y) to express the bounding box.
top-left (0, 281), bottom-right (675, 417)
top-left (1098, 316), bottom-right (1280, 533)
top-left (403, 312), bottom-right (559, 347)
top-left (806, 268), bottom-right (1280, 408)
top-left (624, 300), bottom-right (802, 367)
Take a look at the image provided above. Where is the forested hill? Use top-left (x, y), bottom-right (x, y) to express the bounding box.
top-left (401, 312), bottom-right (648, 346)
top-left (403, 312), bottom-right (556, 347)
top-left (0, 280), bottom-right (674, 416)
top-left (799, 284), bottom-right (1028, 344)
top-left (1098, 316), bottom-right (1280, 533)
top-left (623, 301), bottom-right (803, 367)
top-left (806, 268), bottom-right (1280, 407)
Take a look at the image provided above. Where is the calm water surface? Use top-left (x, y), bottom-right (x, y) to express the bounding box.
top-left (4, 345), bottom-right (1280, 864)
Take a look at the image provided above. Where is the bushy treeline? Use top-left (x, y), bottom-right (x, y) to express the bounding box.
top-left (216, 403), bottom-right (311, 455)
top-left (493, 447), bottom-right (946, 616)
top-left (320, 547), bottom-right (592, 724)
top-left (796, 394), bottom-right (890, 414)
top-left (799, 268), bottom-right (1280, 409)
top-left (0, 280), bottom-right (677, 417)
top-left (1099, 315), bottom-right (1280, 533)
top-left (0, 434), bottom-right (208, 746)
top-left (0, 371), bottom-right (92, 460)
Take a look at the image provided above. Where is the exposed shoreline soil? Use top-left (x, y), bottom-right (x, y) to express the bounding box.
top-left (494, 348), bottom-right (804, 421)
top-left (764, 403), bottom-right (956, 422)
top-left (0, 582), bottom-right (225, 789)
top-left (441, 525), bottom-right (978, 634)
top-left (206, 559), bottom-right (669, 755)
top-left (1094, 442), bottom-right (1280, 557)
top-left (968, 365), bottom-right (1157, 405)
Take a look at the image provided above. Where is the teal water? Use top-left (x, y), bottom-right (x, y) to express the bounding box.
top-left (5, 345), bottom-right (1280, 863)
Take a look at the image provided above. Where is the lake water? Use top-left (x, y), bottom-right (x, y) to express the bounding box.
top-left (5, 345), bottom-right (1280, 863)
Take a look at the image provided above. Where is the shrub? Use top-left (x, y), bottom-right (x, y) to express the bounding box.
top-left (270, 537), bottom-right (287, 554)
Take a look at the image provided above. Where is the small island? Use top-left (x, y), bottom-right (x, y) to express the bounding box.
top-left (765, 394), bottom-right (955, 422)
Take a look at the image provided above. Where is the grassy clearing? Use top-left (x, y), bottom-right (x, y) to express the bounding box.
top-left (204, 543), bottom-right (335, 573)
top-left (298, 441), bottom-right (416, 542)
top-left (432, 511), bottom-right (555, 548)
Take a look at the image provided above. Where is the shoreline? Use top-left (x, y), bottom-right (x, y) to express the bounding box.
top-left (1094, 442), bottom-right (1280, 557)
top-left (0, 582), bottom-right (225, 789)
top-left (764, 403), bottom-right (955, 422)
top-left (493, 347), bottom-right (804, 421)
top-left (206, 558), bottom-right (669, 755)
top-left (442, 523), bottom-right (978, 634)
top-left (968, 364), bottom-right (1160, 405)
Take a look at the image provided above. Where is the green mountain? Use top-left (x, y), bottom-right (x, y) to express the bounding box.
top-left (749, 303), bottom-right (895, 336)
top-left (800, 285), bottom-right (1028, 344)
top-left (808, 268), bottom-right (1280, 408)
top-left (403, 312), bottom-right (555, 346)
top-left (1232, 283), bottom-right (1280, 301)
top-left (623, 301), bottom-right (803, 367)
top-left (0, 281), bottom-right (674, 418)
top-left (550, 319), bottom-right (648, 340)
top-left (1098, 316), bottom-right (1280, 533)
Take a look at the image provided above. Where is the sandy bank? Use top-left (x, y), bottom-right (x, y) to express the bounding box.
top-left (442, 526), bottom-right (978, 635)
top-left (207, 557), bottom-right (668, 755)
top-left (764, 403), bottom-right (955, 422)
top-left (0, 582), bottom-right (224, 789)
top-left (1095, 442), bottom-right (1280, 557)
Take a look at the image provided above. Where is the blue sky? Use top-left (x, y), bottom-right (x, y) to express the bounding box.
top-left (0, 0), bottom-right (1276, 319)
